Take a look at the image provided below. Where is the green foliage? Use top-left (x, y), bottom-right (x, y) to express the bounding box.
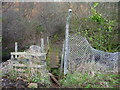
top-left (0, 17), bottom-right (2, 22)
top-left (36, 25), bottom-right (44, 33)
top-left (93, 3), bottom-right (99, 8)
top-left (46, 56), bottom-right (51, 70)
top-left (88, 7), bottom-right (119, 52)
top-left (0, 36), bottom-right (2, 42)
top-left (31, 76), bottom-right (42, 83)
top-left (7, 67), bottom-right (50, 87)
top-left (24, 69), bottom-right (50, 85)
top-left (0, 70), bottom-right (2, 77)
top-left (30, 76), bottom-right (50, 86)
top-left (50, 68), bottom-right (60, 76)
top-left (90, 9), bottom-right (105, 24)
top-left (8, 70), bottom-right (20, 80)
top-left (73, 3), bottom-right (119, 52)
top-left (51, 25), bottom-right (65, 43)
top-left (60, 71), bottom-right (120, 88)
top-left (53, 34), bottom-right (59, 42)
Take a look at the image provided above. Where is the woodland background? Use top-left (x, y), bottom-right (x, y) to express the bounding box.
top-left (1, 2), bottom-right (119, 62)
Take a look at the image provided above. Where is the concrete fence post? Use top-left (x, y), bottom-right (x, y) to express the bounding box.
top-left (64, 9), bottom-right (72, 75)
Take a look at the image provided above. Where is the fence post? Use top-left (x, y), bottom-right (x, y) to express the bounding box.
top-left (41, 38), bottom-right (44, 53)
top-left (47, 37), bottom-right (50, 51)
top-left (60, 42), bottom-right (65, 76)
top-left (11, 53), bottom-right (14, 59)
top-left (15, 42), bottom-right (18, 58)
top-left (64, 9), bottom-right (72, 75)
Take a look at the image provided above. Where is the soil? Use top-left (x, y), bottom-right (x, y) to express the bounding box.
top-left (1, 76), bottom-right (28, 89)
top-left (1, 74), bottom-right (60, 89)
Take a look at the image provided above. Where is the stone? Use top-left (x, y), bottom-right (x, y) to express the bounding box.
top-left (29, 45), bottom-right (41, 53)
top-left (28, 83), bottom-right (38, 88)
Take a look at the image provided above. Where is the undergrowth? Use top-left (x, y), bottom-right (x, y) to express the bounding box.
top-left (60, 71), bottom-right (119, 88)
top-left (59, 61), bottom-right (119, 88)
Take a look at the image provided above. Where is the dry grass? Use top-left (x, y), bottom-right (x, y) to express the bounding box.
top-left (76, 60), bottom-right (118, 75)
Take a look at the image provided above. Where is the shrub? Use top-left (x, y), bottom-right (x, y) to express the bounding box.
top-left (71, 3), bottom-right (119, 52)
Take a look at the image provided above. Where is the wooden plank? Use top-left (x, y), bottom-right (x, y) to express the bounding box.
top-left (13, 64), bottom-right (26, 67)
top-left (13, 64), bottom-right (45, 68)
top-left (11, 52), bottom-right (46, 57)
top-left (48, 73), bottom-right (61, 87)
top-left (11, 52), bottom-right (26, 55)
top-left (15, 69), bottom-right (25, 72)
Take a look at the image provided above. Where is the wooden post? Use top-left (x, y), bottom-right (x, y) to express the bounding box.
top-left (41, 38), bottom-right (44, 53)
top-left (64, 9), bottom-right (72, 75)
top-left (15, 42), bottom-right (18, 58)
top-left (11, 54), bottom-right (14, 59)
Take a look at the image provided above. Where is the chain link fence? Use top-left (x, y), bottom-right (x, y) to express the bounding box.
top-left (62, 2), bottom-right (119, 74)
top-left (68, 33), bottom-right (119, 73)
